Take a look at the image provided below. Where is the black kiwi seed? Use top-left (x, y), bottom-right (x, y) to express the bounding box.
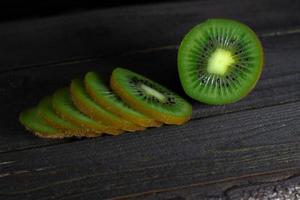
top-left (178, 18), bottom-right (264, 105)
top-left (111, 68), bottom-right (192, 125)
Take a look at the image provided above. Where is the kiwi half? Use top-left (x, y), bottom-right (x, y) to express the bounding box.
top-left (19, 107), bottom-right (66, 139)
top-left (52, 88), bottom-right (122, 136)
top-left (111, 68), bottom-right (192, 125)
top-left (84, 71), bottom-right (162, 127)
top-left (70, 78), bottom-right (145, 132)
top-left (38, 96), bottom-right (93, 137)
top-left (178, 19), bottom-right (264, 105)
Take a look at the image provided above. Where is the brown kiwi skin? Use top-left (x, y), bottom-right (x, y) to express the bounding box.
top-left (71, 94), bottom-right (145, 132)
top-left (178, 19), bottom-right (264, 105)
top-left (50, 105), bottom-right (105, 137)
top-left (110, 74), bottom-right (190, 125)
top-left (51, 88), bottom-right (115, 137)
top-left (84, 74), bottom-right (162, 128)
top-left (37, 99), bottom-right (96, 137)
top-left (70, 79), bottom-right (145, 132)
top-left (19, 108), bottom-right (70, 139)
top-left (25, 127), bottom-right (67, 139)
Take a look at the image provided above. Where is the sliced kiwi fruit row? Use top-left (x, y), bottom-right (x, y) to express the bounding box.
top-left (20, 18), bottom-right (262, 138)
top-left (19, 68), bottom-right (192, 139)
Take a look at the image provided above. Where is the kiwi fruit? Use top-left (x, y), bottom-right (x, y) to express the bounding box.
top-left (84, 71), bottom-right (162, 127)
top-left (19, 107), bottom-right (66, 139)
top-left (37, 96), bottom-right (94, 137)
top-left (178, 19), bottom-right (264, 105)
top-left (70, 78), bottom-right (145, 132)
top-left (52, 88), bottom-right (123, 136)
top-left (110, 68), bottom-right (192, 125)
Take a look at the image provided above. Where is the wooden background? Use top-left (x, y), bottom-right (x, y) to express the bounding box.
top-left (0, 0), bottom-right (300, 199)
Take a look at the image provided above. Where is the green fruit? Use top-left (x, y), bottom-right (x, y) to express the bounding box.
top-left (38, 96), bottom-right (93, 137)
top-left (52, 88), bottom-right (122, 136)
top-left (111, 68), bottom-right (192, 125)
top-left (84, 71), bottom-right (162, 127)
top-left (178, 18), bottom-right (264, 105)
top-left (19, 107), bottom-right (65, 139)
top-left (70, 78), bottom-right (145, 132)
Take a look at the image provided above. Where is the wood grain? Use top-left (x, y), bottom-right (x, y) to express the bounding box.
top-left (0, 0), bottom-right (299, 71)
top-left (226, 175), bottom-right (300, 200)
top-left (0, 101), bottom-right (300, 199)
top-left (127, 170), bottom-right (298, 199)
top-left (0, 1), bottom-right (300, 199)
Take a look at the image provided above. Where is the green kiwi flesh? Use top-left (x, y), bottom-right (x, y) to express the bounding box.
top-left (37, 96), bottom-right (91, 137)
top-left (84, 71), bottom-right (162, 127)
top-left (70, 78), bottom-right (144, 132)
top-left (52, 88), bottom-right (121, 136)
top-left (19, 107), bottom-right (66, 139)
top-left (111, 68), bottom-right (192, 125)
top-left (178, 18), bottom-right (264, 105)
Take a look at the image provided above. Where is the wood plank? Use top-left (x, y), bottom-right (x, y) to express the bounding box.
top-left (127, 170), bottom-right (298, 199)
top-left (0, 32), bottom-right (299, 153)
top-left (0, 1), bottom-right (177, 22)
top-left (0, 101), bottom-right (300, 199)
top-left (0, 0), bottom-right (299, 71)
top-left (226, 175), bottom-right (300, 200)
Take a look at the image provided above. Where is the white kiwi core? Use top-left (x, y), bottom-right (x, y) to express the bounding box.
top-left (139, 83), bottom-right (166, 102)
top-left (207, 49), bottom-right (235, 76)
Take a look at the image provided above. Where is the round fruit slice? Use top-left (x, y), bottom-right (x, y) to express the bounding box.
top-left (178, 18), bottom-right (264, 105)
top-left (70, 78), bottom-right (145, 132)
top-left (84, 71), bottom-right (162, 127)
top-left (38, 96), bottom-right (95, 137)
top-left (110, 68), bottom-right (192, 125)
top-left (52, 88), bottom-right (122, 136)
top-left (19, 107), bottom-right (66, 139)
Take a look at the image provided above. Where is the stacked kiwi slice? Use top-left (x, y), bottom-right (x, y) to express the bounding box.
top-left (178, 19), bottom-right (264, 104)
top-left (19, 68), bottom-right (192, 139)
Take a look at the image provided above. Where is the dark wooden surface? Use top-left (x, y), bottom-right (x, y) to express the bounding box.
top-left (0, 0), bottom-right (300, 199)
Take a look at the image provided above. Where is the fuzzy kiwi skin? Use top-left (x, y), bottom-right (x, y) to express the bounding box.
top-left (52, 89), bottom-right (104, 137)
top-left (178, 18), bottom-right (264, 105)
top-left (70, 78), bottom-right (145, 132)
top-left (19, 107), bottom-right (67, 139)
top-left (110, 68), bottom-right (192, 125)
top-left (37, 96), bottom-right (97, 137)
top-left (52, 88), bottom-right (122, 136)
top-left (84, 71), bottom-right (162, 128)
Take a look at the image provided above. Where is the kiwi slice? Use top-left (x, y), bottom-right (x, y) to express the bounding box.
top-left (178, 19), bottom-right (264, 105)
top-left (52, 88), bottom-right (122, 136)
top-left (19, 107), bottom-right (66, 139)
top-left (84, 71), bottom-right (162, 127)
top-left (70, 78), bottom-right (145, 132)
top-left (37, 96), bottom-right (94, 137)
top-left (110, 68), bottom-right (192, 125)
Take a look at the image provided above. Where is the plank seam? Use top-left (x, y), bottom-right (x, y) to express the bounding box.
top-left (1, 99), bottom-right (299, 155)
top-left (1, 28), bottom-right (300, 74)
